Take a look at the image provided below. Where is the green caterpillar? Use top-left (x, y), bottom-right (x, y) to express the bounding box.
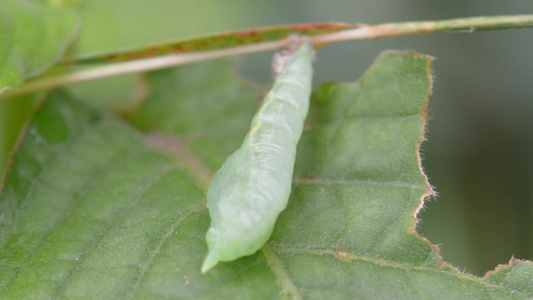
top-left (202, 41), bottom-right (314, 273)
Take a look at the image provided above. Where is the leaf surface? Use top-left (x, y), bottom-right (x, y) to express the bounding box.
top-left (0, 52), bottom-right (531, 299)
top-left (0, 0), bottom-right (79, 94)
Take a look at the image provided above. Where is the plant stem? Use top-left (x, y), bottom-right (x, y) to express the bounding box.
top-left (4, 40), bottom-right (287, 97)
top-left (310, 15), bottom-right (533, 44)
top-left (3, 15), bottom-right (533, 98)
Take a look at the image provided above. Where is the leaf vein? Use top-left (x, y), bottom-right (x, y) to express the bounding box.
top-left (1, 137), bottom-right (146, 293)
top-left (270, 245), bottom-right (432, 271)
top-left (126, 202), bottom-right (206, 300)
top-left (310, 112), bottom-right (422, 128)
top-left (51, 162), bottom-right (174, 296)
top-left (293, 177), bottom-right (426, 189)
top-left (268, 245), bottom-right (530, 297)
top-left (146, 133), bottom-right (213, 188)
top-left (262, 244), bottom-right (303, 300)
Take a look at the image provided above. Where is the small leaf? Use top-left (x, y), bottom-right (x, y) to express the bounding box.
top-left (0, 0), bottom-right (80, 94)
top-left (1, 52), bottom-right (531, 299)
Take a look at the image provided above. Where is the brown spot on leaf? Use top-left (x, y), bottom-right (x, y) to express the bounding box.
top-left (335, 248), bottom-right (354, 263)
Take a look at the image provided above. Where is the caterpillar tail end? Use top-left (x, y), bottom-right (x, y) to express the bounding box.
top-left (201, 251), bottom-right (219, 273)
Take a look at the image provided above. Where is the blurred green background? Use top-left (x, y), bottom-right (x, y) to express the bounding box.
top-left (1, 0), bottom-right (531, 276)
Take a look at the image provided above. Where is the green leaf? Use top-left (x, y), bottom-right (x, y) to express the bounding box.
top-left (0, 0), bottom-right (80, 94)
top-left (1, 52), bottom-right (531, 299)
